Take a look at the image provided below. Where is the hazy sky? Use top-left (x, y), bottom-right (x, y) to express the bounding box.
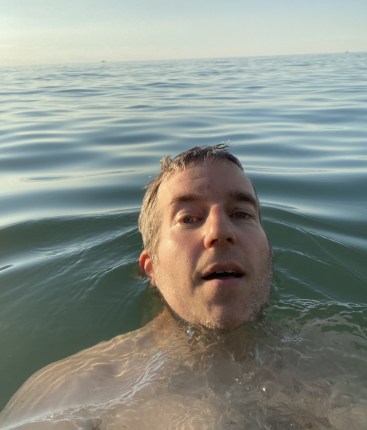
top-left (1, 0), bottom-right (367, 66)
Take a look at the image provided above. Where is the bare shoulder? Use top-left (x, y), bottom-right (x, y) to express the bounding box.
top-left (0, 323), bottom-right (157, 429)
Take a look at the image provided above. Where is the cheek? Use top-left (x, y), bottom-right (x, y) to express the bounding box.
top-left (163, 231), bottom-right (194, 257)
top-left (257, 234), bottom-right (271, 262)
top-left (155, 239), bottom-right (181, 280)
top-left (156, 235), bottom-right (195, 278)
top-left (243, 229), bottom-right (270, 259)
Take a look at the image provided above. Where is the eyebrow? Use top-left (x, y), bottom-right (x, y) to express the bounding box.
top-left (170, 190), bottom-right (258, 209)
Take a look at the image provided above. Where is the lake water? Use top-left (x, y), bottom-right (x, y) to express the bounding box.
top-left (0, 53), bottom-right (366, 426)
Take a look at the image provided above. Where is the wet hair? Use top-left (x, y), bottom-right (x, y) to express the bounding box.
top-left (138, 144), bottom-right (262, 262)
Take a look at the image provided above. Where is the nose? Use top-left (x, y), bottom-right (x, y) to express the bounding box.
top-left (203, 205), bottom-right (236, 248)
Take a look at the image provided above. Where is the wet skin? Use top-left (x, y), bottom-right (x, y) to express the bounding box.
top-left (2, 164), bottom-right (366, 429)
top-left (140, 160), bottom-right (273, 330)
top-left (2, 311), bottom-right (363, 430)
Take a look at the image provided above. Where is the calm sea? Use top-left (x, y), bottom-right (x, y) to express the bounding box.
top-left (0, 53), bottom-right (366, 412)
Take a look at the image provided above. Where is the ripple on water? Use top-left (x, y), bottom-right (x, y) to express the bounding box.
top-left (0, 53), bottom-right (366, 420)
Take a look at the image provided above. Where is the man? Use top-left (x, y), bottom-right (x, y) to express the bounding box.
top-left (0, 145), bottom-right (361, 429)
top-left (138, 144), bottom-right (273, 330)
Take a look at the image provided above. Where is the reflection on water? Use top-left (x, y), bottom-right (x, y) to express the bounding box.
top-left (0, 52), bottom-right (367, 426)
top-left (1, 307), bottom-right (366, 429)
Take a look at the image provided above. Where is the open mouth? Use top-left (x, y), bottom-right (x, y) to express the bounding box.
top-left (202, 270), bottom-right (244, 281)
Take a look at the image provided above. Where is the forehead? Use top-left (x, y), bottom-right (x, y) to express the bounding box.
top-left (158, 160), bottom-right (256, 205)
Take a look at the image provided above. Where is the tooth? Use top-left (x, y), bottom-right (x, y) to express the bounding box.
top-left (215, 271), bottom-right (224, 274)
top-left (225, 270), bottom-right (235, 273)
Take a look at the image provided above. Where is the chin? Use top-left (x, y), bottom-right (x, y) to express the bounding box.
top-left (197, 312), bottom-right (250, 332)
top-left (197, 302), bottom-right (268, 331)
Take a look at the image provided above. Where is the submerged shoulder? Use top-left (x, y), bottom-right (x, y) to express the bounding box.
top-left (0, 324), bottom-right (156, 429)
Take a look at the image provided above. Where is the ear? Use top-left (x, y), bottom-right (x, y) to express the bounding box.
top-left (139, 250), bottom-right (156, 286)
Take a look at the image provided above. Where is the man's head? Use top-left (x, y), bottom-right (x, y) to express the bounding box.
top-left (139, 144), bottom-right (273, 330)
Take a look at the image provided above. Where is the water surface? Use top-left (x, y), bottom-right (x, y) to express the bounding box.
top-left (0, 53), bottom-right (366, 424)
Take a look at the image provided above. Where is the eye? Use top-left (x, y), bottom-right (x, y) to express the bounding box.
top-left (182, 215), bottom-right (195, 223)
top-left (234, 211), bottom-right (250, 219)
